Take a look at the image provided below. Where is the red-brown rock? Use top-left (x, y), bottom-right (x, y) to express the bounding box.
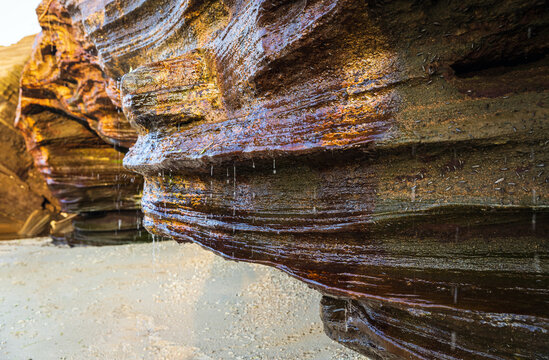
top-left (0, 36), bottom-right (58, 239)
top-left (15, 0), bottom-right (147, 244)
top-left (26, 0), bottom-right (549, 357)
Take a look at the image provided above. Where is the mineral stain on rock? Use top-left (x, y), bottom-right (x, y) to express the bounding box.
top-left (9, 0), bottom-right (549, 358)
top-left (15, 0), bottom-right (148, 244)
top-left (0, 36), bottom-right (57, 239)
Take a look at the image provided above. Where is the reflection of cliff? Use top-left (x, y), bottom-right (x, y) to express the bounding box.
top-left (12, 0), bottom-right (549, 357)
top-left (0, 36), bottom-right (57, 239)
top-left (14, 0), bottom-right (148, 244)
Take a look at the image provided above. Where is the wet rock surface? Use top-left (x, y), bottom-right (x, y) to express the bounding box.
top-left (0, 36), bottom-right (57, 239)
top-left (15, 0), bottom-right (148, 244)
top-left (16, 0), bottom-right (549, 357)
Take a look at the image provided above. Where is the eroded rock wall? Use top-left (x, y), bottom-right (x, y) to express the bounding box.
top-left (27, 0), bottom-right (549, 357)
top-left (0, 36), bottom-right (58, 239)
top-left (16, 0), bottom-right (147, 244)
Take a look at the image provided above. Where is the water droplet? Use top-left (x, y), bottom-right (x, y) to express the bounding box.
top-left (533, 253), bottom-right (541, 272)
top-left (152, 234), bottom-right (156, 273)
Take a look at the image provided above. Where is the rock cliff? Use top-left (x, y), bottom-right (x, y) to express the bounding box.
top-left (19, 0), bottom-right (549, 357)
top-left (16, 0), bottom-right (147, 244)
top-left (0, 36), bottom-right (57, 239)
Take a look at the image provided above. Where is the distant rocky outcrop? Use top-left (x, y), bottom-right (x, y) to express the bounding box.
top-left (0, 36), bottom-right (57, 239)
top-left (15, 0), bottom-right (549, 357)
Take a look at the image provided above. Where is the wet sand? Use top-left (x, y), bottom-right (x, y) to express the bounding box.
top-left (0, 238), bottom-right (366, 359)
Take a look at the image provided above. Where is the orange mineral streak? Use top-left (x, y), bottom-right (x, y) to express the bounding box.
top-left (18, 0), bottom-right (136, 149)
top-left (14, 0), bottom-right (147, 244)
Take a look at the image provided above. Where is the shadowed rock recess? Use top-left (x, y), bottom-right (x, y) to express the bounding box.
top-left (31, 0), bottom-right (549, 357)
top-left (16, 0), bottom-right (149, 244)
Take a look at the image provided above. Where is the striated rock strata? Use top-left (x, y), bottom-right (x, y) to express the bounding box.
top-left (0, 36), bottom-right (58, 239)
top-left (35, 0), bottom-right (549, 357)
top-left (16, 0), bottom-right (147, 244)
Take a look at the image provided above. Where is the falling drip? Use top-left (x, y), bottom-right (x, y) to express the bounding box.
top-left (345, 300), bottom-right (351, 332)
top-left (233, 165), bottom-right (236, 198)
top-left (273, 159), bottom-right (276, 174)
top-left (152, 234), bottom-right (156, 273)
top-left (453, 286), bottom-right (458, 304)
top-left (533, 253), bottom-right (541, 272)
top-left (313, 188), bottom-right (317, 213)
top-left (118, 219), bottom-right (122, 230)
top-left (451, 331), bottom-right (457, 351)
top-left (252, 159), bottom-right (255, 168)
top-left (532, 212), bottom-right (536, 232)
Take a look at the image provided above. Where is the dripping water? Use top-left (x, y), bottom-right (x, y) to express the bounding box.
top-left (532, 189), bottom-right (537, 231)
top-left (152, 234), bottom-right (156, 273)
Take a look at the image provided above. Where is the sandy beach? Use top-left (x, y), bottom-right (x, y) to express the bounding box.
top-left (0, 238), bottom-right (366, 360)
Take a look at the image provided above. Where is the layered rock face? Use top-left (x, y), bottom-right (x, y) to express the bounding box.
top-left (45, 0), bottom-right (549, 357)
top-left (0, 36), bottom-right (58, 239)
top-left (15, 0), bottom-right (147, 244)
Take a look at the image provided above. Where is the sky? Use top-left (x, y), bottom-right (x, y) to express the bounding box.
top-left (0, 1), bottom-right (42, 46)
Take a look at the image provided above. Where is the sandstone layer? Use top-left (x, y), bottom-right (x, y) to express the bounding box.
top-left (30, 0), bottom-right (549, 357)
top-left (16, 0), bottom-right (147, 244)
top-left (0, 36), bottom-right (57, 239)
